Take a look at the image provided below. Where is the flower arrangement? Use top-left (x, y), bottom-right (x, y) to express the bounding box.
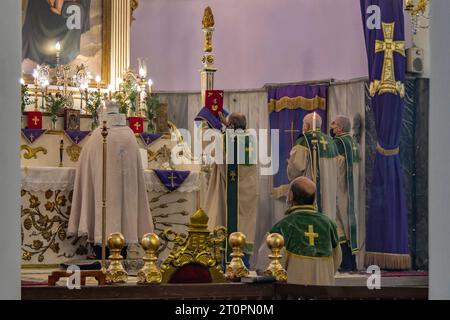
top-left (116, 79), bottom-right (140, 115)
top-left (45, 93), bottom-right (68, 129)
top-left (21, 83), bottom-right (33, 113)
top-left (144, 93), bottom-right (159, 133)
top-left (86, 91), bottom-right (103, 130)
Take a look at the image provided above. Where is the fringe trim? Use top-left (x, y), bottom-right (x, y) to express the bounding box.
top-left (365, 251), bottom-right (411, 270)
top-left (272, 184), bottom-right (289, 199)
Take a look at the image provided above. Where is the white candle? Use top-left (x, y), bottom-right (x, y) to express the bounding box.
top-left (148, 79), bottom-right (153, 94)
top-left (312, 112), bottom-right (317, 131)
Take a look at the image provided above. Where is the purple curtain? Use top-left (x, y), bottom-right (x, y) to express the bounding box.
top-left (268, 85), bottom-right (327, 189)
top-left (361, 0), bottom-right (410, 269)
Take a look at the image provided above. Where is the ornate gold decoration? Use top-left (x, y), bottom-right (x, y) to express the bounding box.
top-left (264, 233), bottom-right (287, 282)
top-left (21, 189), bottom-right (88, 263)
top-left (405, 0), bottom-right (429, 17)
top-left (21, 145), bottom-right (48, 160)
top-left (130, 0), bottom-right (139, 23)
top-left (105, 232), bottom-right (128, 284)
top-left (66, 143), bottom-right (82, 162)
top-left (202, 6), bottom-right (215, 29)
top-left (137, 233), bottom-right (162, 284)
top-left (148, 145), bottom-right (171, 164)
top-left (376, 143), bottom-right (400, 156)
top-left (160, 208), bottom-right (227, 283)
top-left (369, 22), bottom-right (406, 98)
top-left (225, 232), bottom-right (249, 280)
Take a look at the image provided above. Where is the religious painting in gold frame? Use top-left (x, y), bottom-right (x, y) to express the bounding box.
top-left (21, 0), bottom-right (113, 87)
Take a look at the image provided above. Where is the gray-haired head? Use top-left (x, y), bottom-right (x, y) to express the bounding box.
top-left (332, 115), bottom-right (351, 133)
top-left (228, 112), bottom-right (247, 130)
top-left (303, 112), bottom-right (322, 132)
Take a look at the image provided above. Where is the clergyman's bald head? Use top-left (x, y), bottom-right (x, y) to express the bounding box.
top-left (228, 112), bottom-right (247, 130)
top-left (303, 113), bottom-right (322, 132)
top-left (288, 176), bottom-right (316, 206)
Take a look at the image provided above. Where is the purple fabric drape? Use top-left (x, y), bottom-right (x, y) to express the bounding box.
top-left (361, 0), bottom-right (410, 269)
top-left (268, 85), bottom-right (327, 188)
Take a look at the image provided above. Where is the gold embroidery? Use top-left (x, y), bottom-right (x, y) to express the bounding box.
top-left (268, 96), bottom-right (326, 113)
top-left (369, 22), bottom-right (406, 97)
top-left (305, 225), bottom-right (319, 246)
top-left (376, 143), bottom-right (399, 156)
top-left (66, 143), bottom-right (82, 162)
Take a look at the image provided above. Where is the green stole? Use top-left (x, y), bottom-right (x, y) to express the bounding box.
top-left (270, 205), bottom-right (339, 258)
top-left (225, 131), bottom-right (256, 262)
top-left (295, 130), bottom-right (338, 212)
top-left (334, 133), bottom-right (360, 253)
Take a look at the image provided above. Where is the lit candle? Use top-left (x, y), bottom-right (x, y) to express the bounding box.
top-left (312, 112), bottom-right (317, 132)
top-left (108, 84), bottom-right (114, 100)
top-left (139, 67), bottom-right (146, 79)
top-left (147, 79), bottom-right (153, 94)
top-left (55, 41), bottom-right (61, 52)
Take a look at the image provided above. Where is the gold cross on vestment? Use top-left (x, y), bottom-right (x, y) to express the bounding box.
top-left (168, 173), bottom-right (177, 188)
top-left (305, 225), bottom-right (319, 246)
top-left (32, 116), bottom-right (40, 126)
top-left (319, 136), bottom-right (328, 151)
top-left (370, 22), bottom-right (406, 97)
top-left (229, 170), bottom-right (237, 182)
top-left (134, 121), bottom-right (141, 131)
top-left (284, 121), bottom-right (300, 148)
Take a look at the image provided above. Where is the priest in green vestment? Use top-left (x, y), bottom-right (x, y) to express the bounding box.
top-left (330, 116), bottom-right (361, 272)
top-left (204, 113), bottom-right (258, 267)
top-left (287, 113), bottom-right (339, 220)
top-left (257, 176), bottom-right (342, 285)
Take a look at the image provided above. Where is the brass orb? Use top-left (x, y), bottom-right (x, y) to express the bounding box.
top-left (141, 233), bottom-right (160, 251)
top-left (266, 233), bottom-right (285, 250)
top-left (229, 232), bottom-right (246, 247)
top-left (108, 232), bottom-right (125, 250)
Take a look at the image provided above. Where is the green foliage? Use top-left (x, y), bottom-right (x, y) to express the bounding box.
top-left (21, 84), bottom-right (33, 113)
top-left (86, 91), bottom-right (103, 129)
top-left (117, 79), bottom-right (141, 115)
top-left (45, 93), bottom-right (68, 119)
top-left (144, 94), bottom-right (159, 133)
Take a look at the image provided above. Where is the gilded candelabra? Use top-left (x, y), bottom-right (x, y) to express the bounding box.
top-left (264, 233), bottom-right (287, 282)
top-left (137, 233), bottom-right (162, 284)
top-left (105, 232), bottom-right (128, 284)
top-left (225, 232), bottom-right (249, 281)
top-left (101, 122), bottom-right (108, 273)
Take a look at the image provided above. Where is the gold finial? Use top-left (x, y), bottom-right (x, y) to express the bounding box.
top-left (105, 232), bottom-right (128, 284)
top-left (202, 6), bottom-right (215, 29)
top-left (225, 232), bottom-right (249, 281)
top-left (137, 233), bottom-right (162, 284)
top-left (264, 233), bottom-right (287, 282)
top-left (190, 208), bottom-right (209, 227)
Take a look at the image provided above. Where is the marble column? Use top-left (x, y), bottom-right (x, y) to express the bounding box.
top-left (0, 0), bottom-right (21, 300)
top-left (429, 0), bottom-right (450, 300)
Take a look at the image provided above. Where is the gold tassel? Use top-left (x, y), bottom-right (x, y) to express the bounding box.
top-left (365, 252), bottom-right (411, 270)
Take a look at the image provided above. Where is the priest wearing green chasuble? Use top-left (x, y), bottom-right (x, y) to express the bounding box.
top-left (330, 116), bottom-right (361, 272)
top-left (287, 113), bottom-right (339, 221)
top-left (204, 113), bottom-right (258, 267)
top-left (257, 177), bottom-right (341, 285)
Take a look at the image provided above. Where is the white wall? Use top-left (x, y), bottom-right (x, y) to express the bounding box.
top-left (0, 0), bottom-right (21, 300)
top-left (131, 0), bottom-right (369, 91)
top-left (429, 0), bottom-right (450, 300)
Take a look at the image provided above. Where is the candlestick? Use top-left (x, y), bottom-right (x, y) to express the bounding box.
top-left (147, 79), bottom-right (153, 95)
top-left (59, 138), bottom-right (64, 167)
top-left (95, 75), bottom-right (101, 91)
top-left (33, 69), bottom-right (39, 111)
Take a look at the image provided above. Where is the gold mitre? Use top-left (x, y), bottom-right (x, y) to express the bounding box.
top-left (202, 6), bottom-right (215, 29)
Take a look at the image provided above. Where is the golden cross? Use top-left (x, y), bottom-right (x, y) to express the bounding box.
top-left (168, 173), bottom-right (177, 188)
top-left (304, 225), bottom-right (319, 246)
top-left (32, 116), bottom-right (40, 126)
top-left (284, 121), bottom-right (300, 148)
top-left (319, 136), bottom-right (328, 151)
top-left (229, 170), bottom-right (237, 182)
top-left (134, 121), bottom-right (141, 131)
top-left (371, 22), bottom-right (406, 97)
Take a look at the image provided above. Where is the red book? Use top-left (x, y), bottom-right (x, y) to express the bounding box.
top-left (204, 90), bottom-right (224, 117)
top-left (129, 117), bottom-right (144, 134)
top-left (27, 111), bottom-right (43, 129)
